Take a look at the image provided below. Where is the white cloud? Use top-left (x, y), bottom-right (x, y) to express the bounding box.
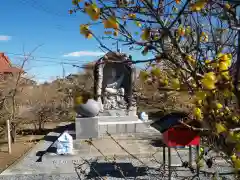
top-left (63, 51), bottom-right (105, 57)
top-left (0, 35), bottom-right (11, 41)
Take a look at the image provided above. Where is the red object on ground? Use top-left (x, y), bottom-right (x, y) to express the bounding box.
top-left (163, 128), bottom-right (200, 147)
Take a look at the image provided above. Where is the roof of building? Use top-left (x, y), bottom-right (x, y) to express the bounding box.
top-left (0, 52), bottom-right (23, 73)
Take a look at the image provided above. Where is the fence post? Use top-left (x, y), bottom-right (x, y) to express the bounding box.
top-left (7, 119), bottom-right (12, 154)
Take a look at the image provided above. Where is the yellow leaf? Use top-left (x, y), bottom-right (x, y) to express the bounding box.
top-left (205, 59), bottom-right (211, 64)
top-left (173, 7), bottom-right (178, 12)
top-left (200, 32), bottom-right (208, 42)
top-left (225, 106), bottom-right (231, 113)
top-left (177, 25), bottom-right (185, 36)
top-left (72, 0), bottom-right (82, 5)
top-left (194, 107), bottom-right (203, 120)
top-left (85, 3), bottom-right (100, 21)
top-left (235, 144), bottom-right (240, 152)
top-left (218, 53), bottom-right (232, 66)
top-left (231, 154), bottom-right (237, 161)
top-left (233, 158), bottom-right (240, 170)
top-left (128, 13), bottom-right (136, 19)
top-left (171, 78), bottom-right (180, 90)
top-left (201, 72), bottom-right (217, 90)
top-left (197, 159), bottom-right (204, 167)
top-left (226, 132), bottom-right (236, 143)
top-left (232, 116), bottom-right (239, 123)
top-left (135, 21), bottom-right (142, 27)
top-left (190, 0), bottom-right (207, 12)
top-left (139, 71), bottom-right (148, 81)
top-left (141, 29), bottom-right (150, 41)
top-left (159, 79), bottom-right (168, 87)
top-left (220, 54), bottom-right (229, 61)
top-left (215, 103), bottom-right (223, 109)
top-left (113, 30), bottom-right (118, 36)
top-left (185, 26), bottom-right (191, 35)
top-left (75, 96), bottom-right (83, 105)
top-left (80, 24), bottom-right (92, 39)
top-left (211, 62), bottom-right (218, 68)
top-left (219, 62), bottom-right (228, 71)
top-left (233, 133), bottom-right (240, 141)
top-left (221, 71), bottom-right (230, 80)
top-left (175, 0), bottom-right (181, 4)
top-left (151, 67), bottom-right (161, 77)
top-left (196, 99), bottom-right (202, 106)
top-left (186, 55), bottom-right (195, 64)
top-left (225, 3), bottom-right (231, 9)
top-left (215, 123), bottom-right (227, 134)
top-left (195, 91), bottom-right (207, 100)
top-left (103, 16), bottom-right (119, 29)
top-left (104, 31), bottom-right (112, 35)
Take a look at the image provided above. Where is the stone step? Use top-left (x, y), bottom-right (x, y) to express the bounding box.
top-left (98, 115), bottom-right (139, 122)
top-left (98, 121), bottom-right (150, 135)
top-left (76, 117), bottom-right (153, 139)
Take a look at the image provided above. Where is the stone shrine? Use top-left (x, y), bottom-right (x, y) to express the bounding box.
top-left (75, 52), bottom-right (149, 139)
top-left (93, 52), bottom-right (137, 116)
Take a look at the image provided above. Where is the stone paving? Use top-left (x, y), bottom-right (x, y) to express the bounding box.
top-left (0, 122), bottom-right (235, 180)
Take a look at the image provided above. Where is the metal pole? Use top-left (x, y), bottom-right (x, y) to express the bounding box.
top-left (7, 119), bottom-right (12, 154)
top-left (189, 146), bottom-right (192, 166)
top-left (196, 145), bottom-right (200, 177)
top-left (168, 147), bottom-right (171, 180)
top-left (163, 146), bottom-right (166, 171)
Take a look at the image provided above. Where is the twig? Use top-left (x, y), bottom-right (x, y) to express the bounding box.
top-left (179, 120), bottom-right (210, 132)
top-left (80, 158), bottom-right (105, 180)
top-left (85, 139), bottom-right (127, 179)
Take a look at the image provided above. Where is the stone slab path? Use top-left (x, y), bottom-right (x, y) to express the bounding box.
top-left (0, 122), bottom-right (235, 180)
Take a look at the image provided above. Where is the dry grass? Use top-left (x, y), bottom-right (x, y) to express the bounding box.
top-left (0, 122), bottom-right (60, 173)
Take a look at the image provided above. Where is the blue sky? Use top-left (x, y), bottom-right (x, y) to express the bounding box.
top-left (0, 0), bottom-right (149, 83)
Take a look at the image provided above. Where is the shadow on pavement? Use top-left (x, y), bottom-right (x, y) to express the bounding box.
top-left (86, 162), bottom-right (148, 178)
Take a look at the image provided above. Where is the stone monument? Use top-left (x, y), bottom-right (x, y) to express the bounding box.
top-left (76, 52), bottom-right (149, 139)
top-left (93, 52), bottom-right (137, 116)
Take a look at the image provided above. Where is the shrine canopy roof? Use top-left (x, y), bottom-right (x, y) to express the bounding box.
top-left (82, 52), bottom-right (132, 70)
top-left (0, 52), bottom-right (24, 74)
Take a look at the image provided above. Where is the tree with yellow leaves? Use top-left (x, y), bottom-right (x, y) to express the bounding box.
top-left (70, 0), bottom-right (240, 176)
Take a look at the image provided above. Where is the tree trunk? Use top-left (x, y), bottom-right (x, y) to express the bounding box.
top-left (38, 116), bottom-right (45, 132)
top-left (38, 120), bottom-right (42, 132)
top-left (10, 123), bottom-right (16, 143)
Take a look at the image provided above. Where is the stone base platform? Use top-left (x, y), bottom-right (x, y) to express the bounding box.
top-left (98, 119), bottom-right (150, 136)
top-left (98, 109), bottom-right (137, 117)
top-left (75, 115), bottom-right (152, 139)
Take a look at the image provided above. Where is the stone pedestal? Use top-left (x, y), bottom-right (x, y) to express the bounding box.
top-left (98, 109), bottom-right (137, 117)
top-left (98, 120), bottom-right (149, 136)
top-left (75, 116), bottom-right (152, 139)
top-left (75, 117), bottom-right (99, 139)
